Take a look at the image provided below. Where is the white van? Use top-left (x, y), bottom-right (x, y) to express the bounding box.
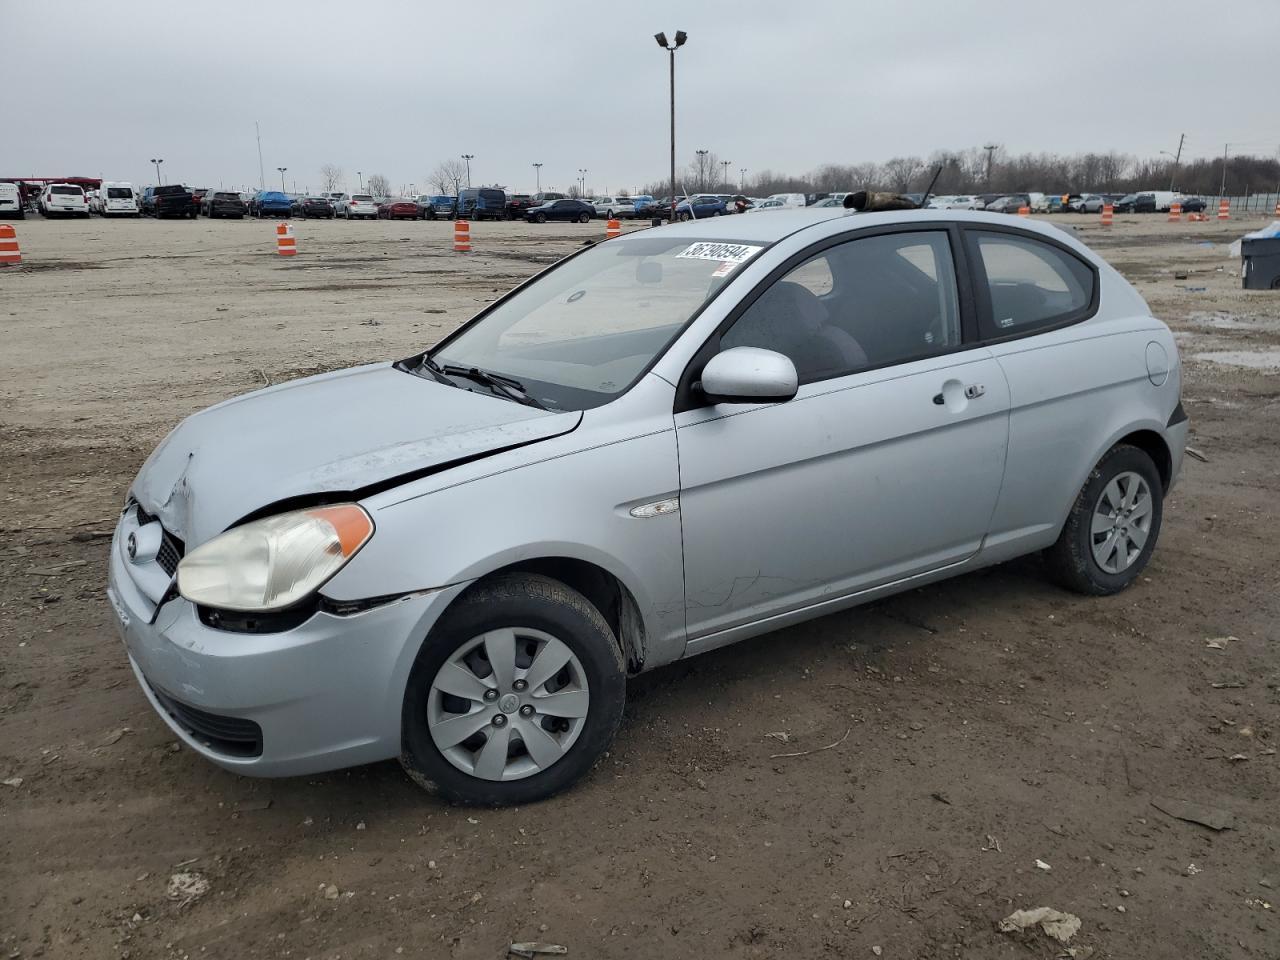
top-left (1138, 191), bottom-right (1180, 212)
top-left (0, 182), bottom-right (23, 219)
top-left (766, 192), bottom-right (807, 208)
top-left (98, 181), bottom-right (139, 216)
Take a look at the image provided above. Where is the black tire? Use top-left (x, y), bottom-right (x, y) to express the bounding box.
top-left (400, 573), bottom-right (626, 805)
top-left (535, 212), bottom-right (547, 224)
top-left (1043, 443), bottom-right (1164, 596)
top-left (678, 212), bottom-right (691, 222)
top-left (577, 212), bottom-right (590, 223)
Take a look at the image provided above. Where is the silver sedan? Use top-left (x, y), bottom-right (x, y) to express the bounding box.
top-left (108, 209), bottom-right (1187, 804)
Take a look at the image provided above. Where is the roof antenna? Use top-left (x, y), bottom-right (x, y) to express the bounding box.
top-left (918, 166), bottom-right (943, 209)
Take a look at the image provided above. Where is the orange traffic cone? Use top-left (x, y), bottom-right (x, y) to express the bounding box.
top-left (0, 224), bottom-right (19, 265)
top-left (1100, 204), bottom-right (1113, 226)
top-left (1217, 199), bottom-right (1230, 220)
top-left (1168, 202), bottom-right (1182, 222)
top-left (276, 222), bottom-right (296, 256)
top-left (1017, 206), bottom-right (1030, 217)
top-left (454, 220), bottom-right (471, 253)
top-left (606, 218), bottom-right (621, 239)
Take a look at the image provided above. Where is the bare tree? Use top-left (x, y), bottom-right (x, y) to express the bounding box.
top-left (319, 163), bottom-right (343, 193)
top-left (429, 159), bottom-right (467, 195)
top-left (882, 156), bottom-right (924, 192)
top-left (366, 173), bottom-right (391, 198)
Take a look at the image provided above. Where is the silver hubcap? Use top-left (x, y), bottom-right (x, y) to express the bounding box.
top-left (427, 628), bottom-right (590, 782)
top-left (1091, 471), bottom-right (1153, 574)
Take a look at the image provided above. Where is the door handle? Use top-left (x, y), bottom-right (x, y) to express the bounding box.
top-left (933, 383), bottom-right (986, 405)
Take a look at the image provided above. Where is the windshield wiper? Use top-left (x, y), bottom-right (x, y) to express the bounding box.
top-left (439, 363), bottom-right (546, 409)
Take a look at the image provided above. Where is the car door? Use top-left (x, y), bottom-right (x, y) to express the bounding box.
top-left (676, 227), bottom-right (1011, 647)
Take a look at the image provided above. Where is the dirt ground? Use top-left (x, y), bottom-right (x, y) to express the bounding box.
top-left (1, 212), bottom-right (1277, 960)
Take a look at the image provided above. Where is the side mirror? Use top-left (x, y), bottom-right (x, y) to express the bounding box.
top-left (699, 347), bottom-right (798, 404)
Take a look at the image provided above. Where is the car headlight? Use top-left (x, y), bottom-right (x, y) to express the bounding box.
top-left (177, 505), bottom-right (373, 612)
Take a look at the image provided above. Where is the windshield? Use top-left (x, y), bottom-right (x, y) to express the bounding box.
top-left (430, 236), bottom-right (766, 410)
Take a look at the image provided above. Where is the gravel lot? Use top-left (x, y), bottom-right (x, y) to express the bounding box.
top-left (1, 213), bottom-right (1277, 960)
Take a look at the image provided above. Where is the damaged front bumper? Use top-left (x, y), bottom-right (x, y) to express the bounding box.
top-left (106, 509), bottom-right (466, 777)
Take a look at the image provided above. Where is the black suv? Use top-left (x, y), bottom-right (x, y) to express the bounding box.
top-left (145, 185), bottom-right (198, 218)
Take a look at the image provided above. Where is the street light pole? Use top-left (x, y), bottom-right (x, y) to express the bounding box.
top-left (740, 167), bottom-right (746, 191)
top-left (358, 171), bottom-right (363, 191)
top-left (721, 160), bottom-right (731, 190)
top-left (695, 149), bottom-right (708, 192)
top-left (533, 162), bottom-right (542, 193)
top-left (462, 154), bottom-right (474, 188)
top-left (578, 168), bottom-right (588, 197)
top-left (150, 158), bottom-right (164, 185)
top-left (277, 167), bottom-right (287, 192)
top-left (654, 30), bottom-right (687, 220)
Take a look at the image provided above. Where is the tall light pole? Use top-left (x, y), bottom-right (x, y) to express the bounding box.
top-left (277, 167), bottom-right (287, 192)
top-left (578, 168), bottom-right (588, 197)
top-left (462, 154), bottom-right (474, 187)
top-left (1220, 143), bottom-right (1231, 199)
top-left (654, 30), bottom-right (688, 220)
top-left (533, 162), bottom-right (542, 194)
top-left (983, 143), bottom-right (997, 188)
top-left (358, 171), bottom-right (363, 191)
top-left (739, 167), bottom-right (746, 191)
top-left (721, 159), bottom-right (731, 190)
top-left (150, 158), bottom-right (164, 185)
top-left (695, 149), bottom-right (709, 191)
top-left (1163, 133), bottom-right (1185, 191)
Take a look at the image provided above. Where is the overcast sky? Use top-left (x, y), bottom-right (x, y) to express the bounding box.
top-left (8, 0), bottom-right (1279, 195)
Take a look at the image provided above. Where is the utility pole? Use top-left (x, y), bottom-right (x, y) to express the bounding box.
top-left (150, 158), bottom-right (164, 185)
top-left (1220, 143), bottom-right (1230, 199)
top-left (256, 121), bottom-right (265, 190)
top-left (578, 168), bottom-right (588, 197)
top-left (277, 167), bottom-right (287, 192)
top-left (721, 159), bottom-right (731, 189)
top-left (695, 149), bottom-right (708, 191)
top-left (654, 30), bottom-right (688, 220)
top-left (533, 162), bottom-right (542, 193)
top-left (1168, 132), bottom-right (1185, 191)
top-left (740, 167), bottom-right (746, 191)
top-left (358, 171), bottom-right (363, 191)
top-left (461, 154), bottom-right (474, 188)
top-left (983, 144), bottom-right (997, 189)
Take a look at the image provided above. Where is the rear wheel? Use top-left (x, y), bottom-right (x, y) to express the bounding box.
top-left (1044, 444), bottom-right (1164, 595)
top-left (577, 212), bottom-right (590, 223)
top-left (400, 574), bottom-right (626, 805)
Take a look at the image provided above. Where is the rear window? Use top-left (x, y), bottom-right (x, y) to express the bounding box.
top-left (352, 195), bottom-right (373, 202)
top-left (52, 186), bottom-right (83, 195)
top-left (970, 231), bottom-right (1095, 337)
top-left (214, 192), bottom-right (239, 200)
top-left (155, 186), bottom-right (186, 196)
top-left (107, 187), bottom-right (133, 198)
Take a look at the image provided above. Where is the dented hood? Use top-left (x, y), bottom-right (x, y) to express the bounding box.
top-left (132, 363), bottom-right (580, 546)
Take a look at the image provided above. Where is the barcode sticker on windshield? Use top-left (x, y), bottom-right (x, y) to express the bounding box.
top-left (677, 242), bottom-right (762, 265)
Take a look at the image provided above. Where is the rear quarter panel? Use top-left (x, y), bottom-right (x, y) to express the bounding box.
top-left (981, 265), bottom-right (1183, 559)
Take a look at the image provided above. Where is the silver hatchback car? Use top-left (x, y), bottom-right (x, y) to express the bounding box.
top-left (108, 209), bottom-right (1186, 804)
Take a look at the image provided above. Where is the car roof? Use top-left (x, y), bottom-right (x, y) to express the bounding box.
top-left (627, 208), bottom-right (1103, 257)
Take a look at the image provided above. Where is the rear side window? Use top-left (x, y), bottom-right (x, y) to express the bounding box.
top-left (968, 231), bottom-right (1095, 338)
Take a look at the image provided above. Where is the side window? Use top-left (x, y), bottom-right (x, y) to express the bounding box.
top-left (720, 231), bottom-right (960, 384)
top-left (970, 231), bottom-right (1094, 336)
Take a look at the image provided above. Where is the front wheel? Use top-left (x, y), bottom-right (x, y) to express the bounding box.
top-left (1043, 443), bottom-right (1164, 595)
top-left (535, 213), bottom-right (547, 224)
top-left (400, 574), bottom-right (626, 805)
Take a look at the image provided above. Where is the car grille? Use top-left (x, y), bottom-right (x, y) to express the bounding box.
top-left (149, 682), bottom-right (264, 758)
top-left (133, 503), bottom-right (185, 576)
